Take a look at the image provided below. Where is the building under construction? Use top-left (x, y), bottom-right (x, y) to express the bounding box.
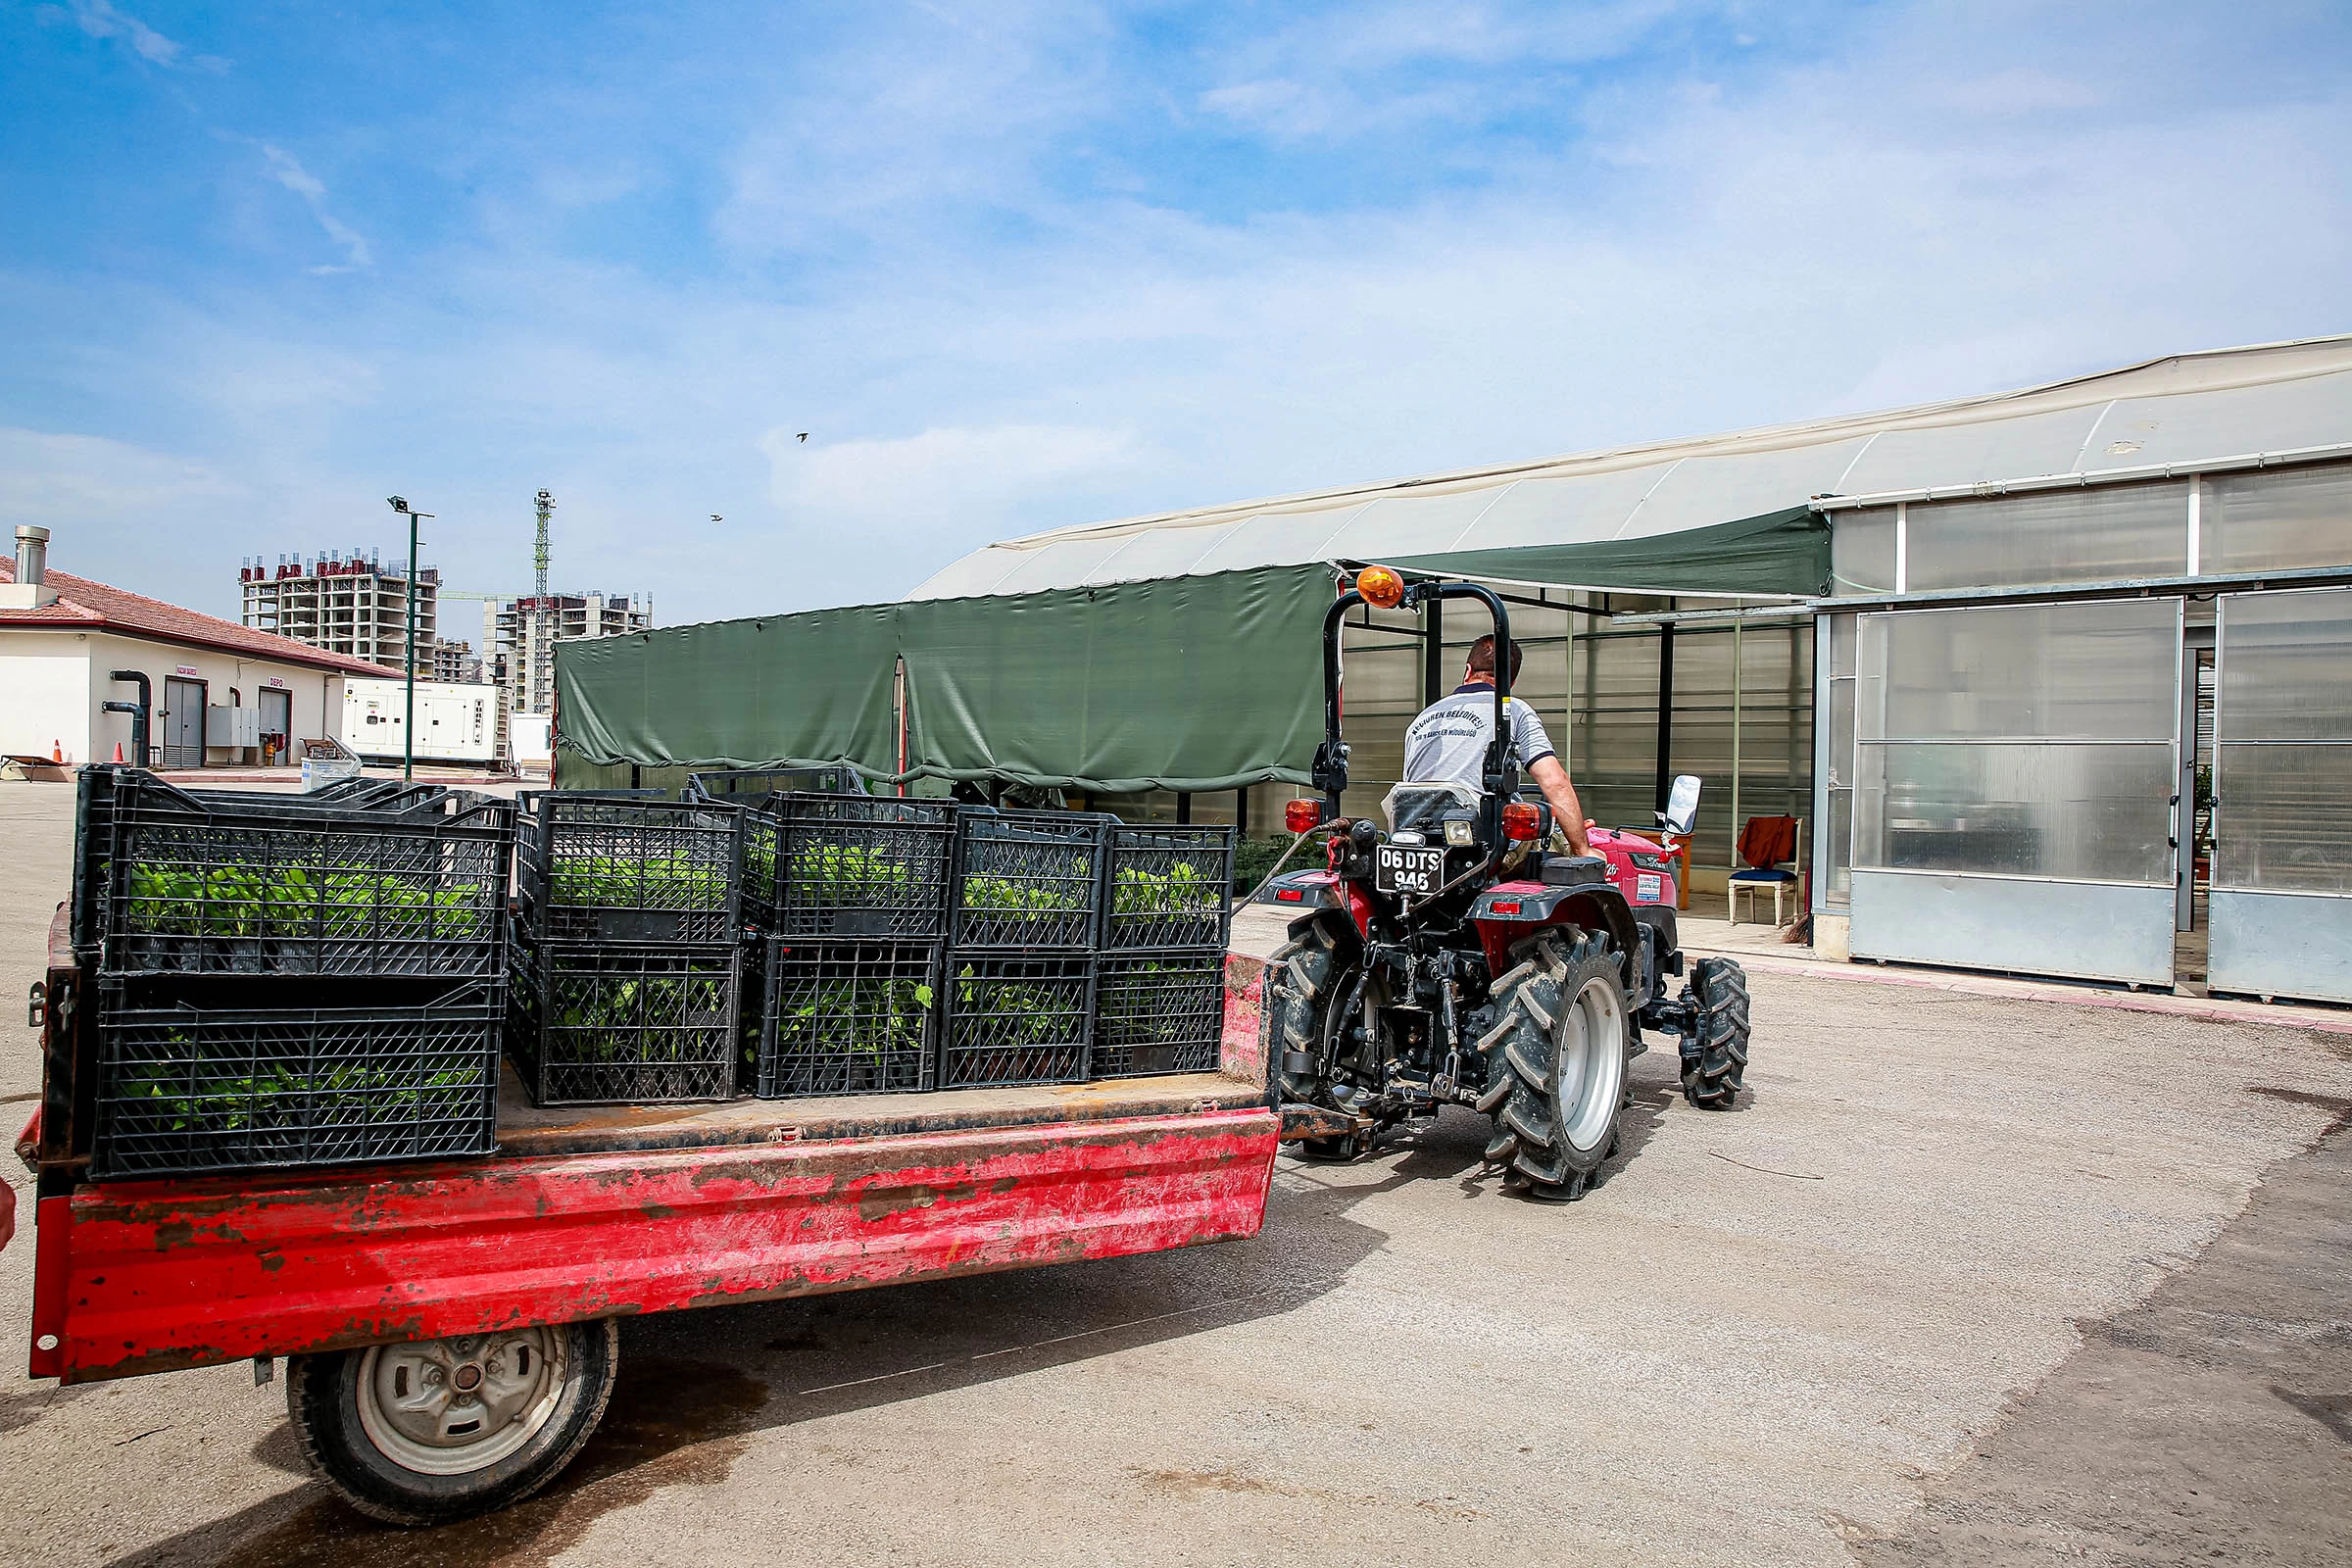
top-left (493, 591), bottom-right (651, 715)
top-left (238, 551), bottom-right (441, 673)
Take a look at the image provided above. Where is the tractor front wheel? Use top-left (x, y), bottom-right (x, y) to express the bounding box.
top-left (1477, 927), bottom-right (1628, 1200)
top-left (1678, 956), bottom-right (1751, 1110)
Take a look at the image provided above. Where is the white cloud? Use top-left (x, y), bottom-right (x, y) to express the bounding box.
top-left (261, 145), bottom-right (373, 271)
top-left (65, 0), bottom-right (225, 71)
top-left (765, 423), bottom-right (1140, 537)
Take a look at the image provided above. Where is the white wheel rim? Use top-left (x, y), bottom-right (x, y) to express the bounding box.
top-left (1557, 975), bottom-right (1626, 1154)
top-left (355, 1328), bottom-right (566, 1476)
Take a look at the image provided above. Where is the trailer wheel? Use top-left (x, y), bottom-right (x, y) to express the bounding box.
top-left (287, 1318), bottom-right (619, 1526)
top-left (1477, 927), bottom-right (1628, 1201)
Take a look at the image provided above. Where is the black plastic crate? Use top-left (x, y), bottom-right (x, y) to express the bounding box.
top-left (756, 937), bottom-right (940, 1099)
top-left (684, 767), bottom-right (867, 805)
top-left (745, 794), bottom-right (956, 939)
top-left (88, 768), bottom-right (513, 978)
top-left (951, 811), bottom-right (1110, 951)
top-left (90, 977), bottom-right (501, 1181)
top-left (1101, 826), bottom-right (1239, 951)
top-left (941, 955), bottom-right (1094, 1087)
top-left (1092, 952), bottom-right (1226, 1078)
top-left (508, 940), bottom-right (739, 1105)
top-left (515, 793), bottom-right (741, 944)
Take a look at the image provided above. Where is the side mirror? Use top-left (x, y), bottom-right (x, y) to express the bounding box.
top-left (1660, 774), bottom-right (1701, 837)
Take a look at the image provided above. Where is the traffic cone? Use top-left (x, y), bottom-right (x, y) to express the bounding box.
top-left (113, 742), bottom-right (124, 763)
top-left (52, 740), bottom-right (63, 762)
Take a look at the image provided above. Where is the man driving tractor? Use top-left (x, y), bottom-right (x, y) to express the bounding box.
top-left (1402, 633), bottom-right (1592, 858)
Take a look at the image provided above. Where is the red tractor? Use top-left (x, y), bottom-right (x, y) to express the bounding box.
top-left (1256, 569), bottom-right (1751, 1199)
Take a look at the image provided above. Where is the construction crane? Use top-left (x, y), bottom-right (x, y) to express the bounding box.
top-left (534, 489), bottom-right (554, 599)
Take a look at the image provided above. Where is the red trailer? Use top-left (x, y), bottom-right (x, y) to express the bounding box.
top-left (22, 907), bottom-right (1283, 1524)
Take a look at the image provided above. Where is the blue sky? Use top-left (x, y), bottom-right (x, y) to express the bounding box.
top-left (3, 1), bottom-right (2348, 628)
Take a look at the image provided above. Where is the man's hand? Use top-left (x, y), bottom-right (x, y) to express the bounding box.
top-left (1528, 756), bottom-right (1591, 857)
top-left (0, 1179), bottom-right (15, 1253)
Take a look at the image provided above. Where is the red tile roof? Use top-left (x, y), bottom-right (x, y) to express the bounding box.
top-left (0, 557), bottom-right (401, 677)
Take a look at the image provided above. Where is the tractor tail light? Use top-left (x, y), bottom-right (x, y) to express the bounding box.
top-left (1501, 802), bottom-right (1541, 842)
top-left (1274, 887), bottom-right (1304, 904)
top-left (1285, 799), bottom-right (1324, 833)
top-left (1491, 900), bottom-right (1523, 914)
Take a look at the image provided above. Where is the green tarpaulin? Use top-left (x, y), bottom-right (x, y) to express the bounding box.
top-left (555, 565), bottom-right (1333, 793)
top-left (1392, 505), bottom-right (1829, 599)
top-left (555, 508), bottom-right (1828, 791)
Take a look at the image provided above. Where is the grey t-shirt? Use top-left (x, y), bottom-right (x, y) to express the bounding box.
top-left (1401, 682), bottom-right (1556, 786)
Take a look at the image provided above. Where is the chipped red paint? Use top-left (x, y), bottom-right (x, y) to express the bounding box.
top-left (29, 1109), bottom-right (1277, 1386)
top-left (1218, 954), bottom-right (1267, 1091)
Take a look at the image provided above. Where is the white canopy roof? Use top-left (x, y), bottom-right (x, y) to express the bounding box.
top-left (907, 334), bottom-right (2352, 601)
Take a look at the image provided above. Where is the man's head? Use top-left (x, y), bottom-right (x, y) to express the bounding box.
top-left (1464, 634), bottom-right (1523, 686)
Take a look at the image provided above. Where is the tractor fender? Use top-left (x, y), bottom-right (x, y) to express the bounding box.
top-left (1469, 881), bottom-right (1642, 993)
top-left (1256, 869), bottom-right (1372, 940)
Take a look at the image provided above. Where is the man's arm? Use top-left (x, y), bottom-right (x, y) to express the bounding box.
top-left (1527, 755), bottom-right (1592, 858)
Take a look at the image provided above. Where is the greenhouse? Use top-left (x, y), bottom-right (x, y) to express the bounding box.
top-left (558, 334), bottom-right (2352, 997)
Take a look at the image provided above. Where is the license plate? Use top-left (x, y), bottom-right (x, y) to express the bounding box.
top-left (1375, 844), bottom-right (1446, 896)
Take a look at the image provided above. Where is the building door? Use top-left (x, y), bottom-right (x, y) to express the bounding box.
top-left (259, 687), bottom-right (292, 764)
top-left (1848, 598), bottom-right (2184, 986)
top-left (2207, 586), bottom-right (2352, 1004)
top-left (162, 677), bottom-right (207, 768)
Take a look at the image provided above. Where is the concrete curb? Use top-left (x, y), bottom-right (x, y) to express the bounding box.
top-left (1695, 945), bottom-right (2352, 1036)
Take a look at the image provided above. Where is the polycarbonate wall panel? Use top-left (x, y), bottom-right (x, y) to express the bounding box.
top-left (1855, 599), bottom-right (2180, 887)
top-left (2201, 464), bottom-right (2352, 576)
top-left (1571, 631), bottom-right (1661, 844)
top-left (1817, 610), bottom-right (1856, 909)
top-left (1854, 741), bottom-right (2176, 883)
top-left (2215, 588), bottom-right (2352, 740)
top-left (2214, 587), bottom-right (2352, 896)
top-left (1904, 481), bottom-right (2188, 592)
top-left (1832, 509), bottom-right (1896, 595)
top-left (1662, 622), bottom-right (1812, 867)
top-left (1860, 599), bottom-right (2180, 742)
top-left (1336, 616), bottom-right (1421, 822)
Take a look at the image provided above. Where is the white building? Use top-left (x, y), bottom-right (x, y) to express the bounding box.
top-left (2, 526), bottom-right (394, 770)
top-left (491, 591), bottom-right (651, 715)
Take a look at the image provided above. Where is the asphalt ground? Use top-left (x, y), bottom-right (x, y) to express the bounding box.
top-left (1, 779), bottom-right (2346, 1567)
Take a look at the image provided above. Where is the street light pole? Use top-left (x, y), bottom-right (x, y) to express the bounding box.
top-left (387, 497), bottom-right (434, 782)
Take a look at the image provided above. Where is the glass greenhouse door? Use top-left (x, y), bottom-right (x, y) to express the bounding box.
top-left (1849, 599), bottom-right (2184, 986)
top-left (2208, 587), bottom-right (2352, 1004)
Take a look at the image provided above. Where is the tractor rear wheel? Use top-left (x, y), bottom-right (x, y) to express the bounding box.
top-left (1264, 918), bottom-right (1365, 1159)
top-left (1678, 956), bottom-right (1750, 1110)
top-left (1477, 927), bottom-right (1628, 1200)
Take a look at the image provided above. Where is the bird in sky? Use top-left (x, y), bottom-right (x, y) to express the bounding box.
top-left (795, 432), bottom-right (808, 443)
top-left (710, 514), bottom-right (723, 523)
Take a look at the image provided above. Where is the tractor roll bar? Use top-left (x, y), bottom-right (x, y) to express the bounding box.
top-left (1317, 579), bottom-right (1514, 823)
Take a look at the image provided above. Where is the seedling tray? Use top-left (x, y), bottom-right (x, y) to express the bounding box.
top-left (507, 939), bottom-right (740, 1105)
top-left (1101, 825), bottom-right (1238, 951)
top-left (515, 793), bottom-right (741, 944)
top-left (90, 976), bottom-right (501, 1181)
top-left (1092, 952), bottom-right (1225, 1078)
top-left (744, 794), bottom-right (956, 939)
top-left (951, 811), bottom-right (1109, 951)
top-left (756, 937), bottom-right (940, 1099)
top-left (84, 768), bottom-right (514, 979)
top-left (941, 955), bottom-right (1094, 1087)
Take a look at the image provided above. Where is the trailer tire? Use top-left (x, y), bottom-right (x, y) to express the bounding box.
top-left (1679, 956), bottom-right (1750, 1110)
top-left (287, 1317), bottom-right (619, 1526)
top-left (1479, 927), bottom-right (1628, 1201)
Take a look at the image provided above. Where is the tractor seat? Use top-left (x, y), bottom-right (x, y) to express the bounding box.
top-left (1541, 855), bottom-right (1608, 887)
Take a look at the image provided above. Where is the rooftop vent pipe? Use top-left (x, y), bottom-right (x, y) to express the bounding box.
top-left (15, 524), bottom-right (48, 587)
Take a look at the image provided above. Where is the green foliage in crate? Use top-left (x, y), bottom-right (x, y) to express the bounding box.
top-left (1111, 858), bottom-right (1216, 914)
top-left (772, 974), bottom-right (934, 1060)
top-left (1098, 959), bottom-right (1216, 1046)
top-left (115, 1044), bottom-right (482, 1134)
top-left (122, 862), bottom-right (486, 936)
top-left (952, 964), bottom-right (1080, 1046)
top-left (549, 971), bottom-right (733, 1062)
top-left (959, 873), bottom-right (1088, 914)
top-left (549, 854), bottom-right (727, 909)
